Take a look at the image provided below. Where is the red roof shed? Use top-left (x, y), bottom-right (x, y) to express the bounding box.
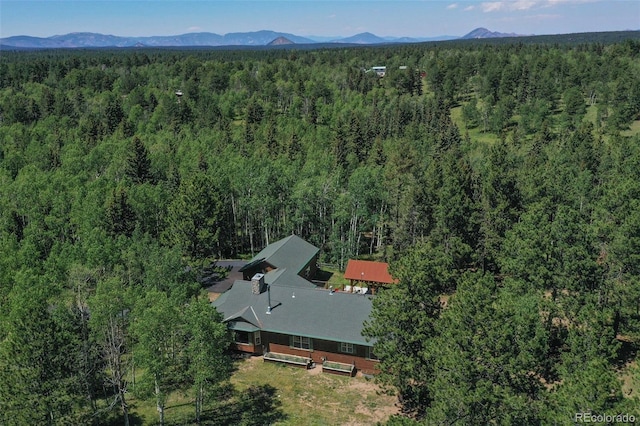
top-left (343, 260), bottom-right (398, 286)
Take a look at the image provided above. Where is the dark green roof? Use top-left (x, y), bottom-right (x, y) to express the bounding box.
top-left (243, 235), bottom-right (321, 290)
top-left (250, 235), bottom-right (319, 275)
top-left (213, 281), bottom-right (374, 346)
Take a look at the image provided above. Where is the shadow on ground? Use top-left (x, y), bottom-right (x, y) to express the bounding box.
top-left (215, 384), bottom-right (285, 425)
top-left (313, 269), bottom-right (334, 282)
top-left (311, 269), bottom-right (334, 289)
top-left (164, 383), bottom-right (286, 426)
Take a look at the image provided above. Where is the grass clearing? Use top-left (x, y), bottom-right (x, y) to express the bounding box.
top-left (450, 105), bottom-right (499, 146)
top-left (315, 266), bottom-right (350, 290)
top-left (231, 356), bottom-right (398, 425)
top-left (622, 119), bottom-right (640, 137)
top-left (327, 269), bottom-right (350, 291)
top-left (127, 355), bottom-right (397, 425)
top-left (621, 360), bottom-right (638, 399)
top-left (128, 390), bottom-right (194, 426)
top-left (585, 104), bottom-right (598, 126)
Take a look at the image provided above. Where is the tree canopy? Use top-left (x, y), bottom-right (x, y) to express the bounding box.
top-left (1, 34), bottom-right (639, 424)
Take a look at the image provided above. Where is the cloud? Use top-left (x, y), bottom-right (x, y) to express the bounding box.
top-left (528, 13), bottom-right (562, 19)
top-left (481, 1), bottom-right (538, 12)
top-left (546, 0), bottom-right (599, 4)
top-left (480, 0), bottom-right (600, 13)
top-left (447, 3), bottom-right (459, 9)
top-left (188, 26), bottom-right (202, 32)
top-left (513, 1), bottom-right (538, 10)
top-left (464, 5), bottom-right (476, 11)
top-left (481, 2), bottom-right (504, 12)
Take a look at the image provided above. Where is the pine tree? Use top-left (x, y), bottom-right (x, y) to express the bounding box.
top-left (0, 279), bottom-right (93, 425)
top-left (427, 275), bottom-right (548, 424)
top-left (166, 172), bottom-right (229, 259)
top-left (362, 243), bottom-right (446, 418)
top-left (126, 136), bottom-right (153, 184)
top-left (105, 186), bottom-right (137, 237)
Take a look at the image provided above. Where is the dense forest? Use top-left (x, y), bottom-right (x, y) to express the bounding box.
top-left (1, 33), bottom-right (640, 424)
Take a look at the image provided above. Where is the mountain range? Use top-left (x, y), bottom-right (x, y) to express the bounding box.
top-left (0, 28), bottom-right (516, 49)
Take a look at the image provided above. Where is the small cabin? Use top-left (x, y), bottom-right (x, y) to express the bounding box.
top-left (371, 66), bottom-right (386, 77)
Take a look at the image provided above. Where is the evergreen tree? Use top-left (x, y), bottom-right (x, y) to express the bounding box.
top-left (104, 93), bottom-right (124, 134)
top-left (0, 278), bottom-right (92, 425)
top-left (166, 172), bottom-right (229, 259)
top-left (427, 275), bottom-right (548, 424)
top-left (105, 186), bottom-right (137, 238)
top-left (363, 243), bottom-right (447, 418)
top-left (126, 136), bottom-right (153, 184)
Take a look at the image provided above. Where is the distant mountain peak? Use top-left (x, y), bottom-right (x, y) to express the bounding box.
top-left (333, 32), bottom-right (387, 44)
top-left (268, 36), bottom-right (295, 46)
top-left (462, 27), bottom-right (523, 39)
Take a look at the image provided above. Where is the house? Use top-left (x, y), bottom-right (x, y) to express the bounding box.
top-left (212, 235), bottom-right (379, 375)
top-left (343, 259), bottom-right (398, 295)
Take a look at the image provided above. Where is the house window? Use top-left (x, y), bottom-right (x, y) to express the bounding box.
top-left (366, 347), bottom-right (378, 360)
top-left (340, 342), bottom-right (354, 354)
top-left (234, 331), bottom-right (250, 345)
top-left (291, 335), bottom-right (312, 350)
top-left (254, 332), bottom-right (261, 346)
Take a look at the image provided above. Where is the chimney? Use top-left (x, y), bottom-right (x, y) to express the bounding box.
top-left (251, 273), bottom-right (266, 294)
top-left (266, 284), bottom-right (272, 314)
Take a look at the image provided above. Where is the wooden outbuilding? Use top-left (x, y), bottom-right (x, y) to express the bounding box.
top-left (343, 260), bottom-right (398, 295)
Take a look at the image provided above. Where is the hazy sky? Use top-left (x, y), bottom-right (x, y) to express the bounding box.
top-left (1, 1), bottom-right (638, 39)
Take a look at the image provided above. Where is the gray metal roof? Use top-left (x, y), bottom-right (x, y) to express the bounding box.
top-left (241, 235), bottom-right (321, 290)
top-left (250, 235), bottom-right (319, 275)
top-left (212, 280), bottom-right (375, 346)
top-left (263, 267), bottom-right (318, 289)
